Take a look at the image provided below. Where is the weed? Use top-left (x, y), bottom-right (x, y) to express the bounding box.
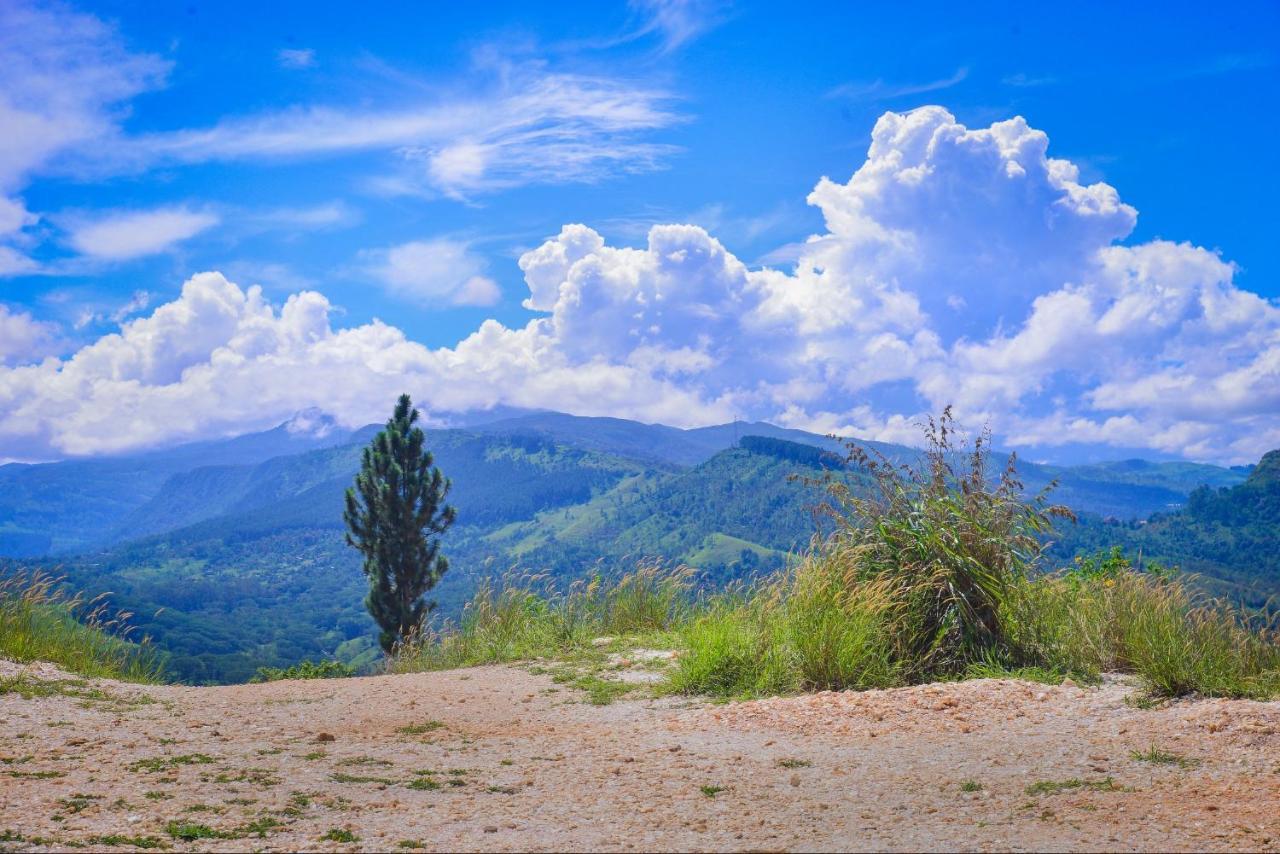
top-left (250, 659), bottom-right (354, 682)
top-left (776, 758), bottom-right (811, 769)
top-left (1130, 744), bottom-right (1199, 768)
top-left (959, 780), bottom-right (982, 792)
top-left (330, 772), bottom-right (395, 785)
top-left (57, 794), bottom-right (102, 814)
top-left (127, 754), bottom-right (213, 774)
top-left (87, 835), bottom-right (168, 849)
top-left (303, 751), bottom-right (327, 761)
top-left (406, 777), bottom-right (440, 791)
top-left (163, 822), bottom-right (233, 841)
top-left (1025, 777), bottom-right (1124, 796)
top-left (320, 828), bottom-right (359, 843)
top-left (396, 721), bottom-right (445, 735)
top-left (700, 785), bottom-right (726, 798)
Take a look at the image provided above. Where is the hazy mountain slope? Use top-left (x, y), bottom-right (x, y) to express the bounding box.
top-left (0, 411), bottom-right (361, 554)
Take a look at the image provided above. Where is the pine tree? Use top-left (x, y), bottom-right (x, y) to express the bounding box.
top-left (344, 394), bottom-right (456, 653)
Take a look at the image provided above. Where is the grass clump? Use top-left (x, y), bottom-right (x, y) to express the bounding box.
top-left (396, 721), bottom-right (445, 735)
top-left (699, 784), bottom-right (726, 798)
top-left (668, 409), bottom-right (1280, 701)
top-left (391, 561), bottom-right (691, 672)
top-left (250, 659), bottom-right (354, 682)
top-left (1025, 777), bottom-right (1123, 795)
top-left (127, 754), bottom-right (213, 774)
top-left (321, 828), bottom-right (358, 843)
top-left (0, 568), bottom-right (163, 682)
top-left (1130, 744), bottom-right (1199, 768)
top-left (959, 780), bottom-right (983, 792)
top-left (163, 822), bottom-right (233, 841)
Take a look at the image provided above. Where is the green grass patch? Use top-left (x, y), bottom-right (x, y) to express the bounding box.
top-left (1025, 777), bottom-right (1124, 796)
top-left (699, 785), bottom-right (726, 798)
top-left (396, 721), bottom-right (445, 735)
top-left (1130, 744), bottom-right (1199, 768)
top-left (0, 569), bottom-right (163, 683)
top-left (320, 828), bottom-right (358, 843)
top-left (127, 754), bottom-right (213, 774)
top-left (87, 834), bottom-right (168, 849)
top-left (250, 659), bottom-right (354, 683)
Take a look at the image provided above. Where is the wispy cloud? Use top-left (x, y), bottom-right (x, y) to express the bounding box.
top-left (0, 0), bottom-right (169, 275)
top-left (1002, 71), bottom-right (1057, 88)
top-left (827, 67), bottom-right (970, 101)
top-left (79, 69), bottom-right (681, 199)
top-left (627, 0), bottom-right (728, 53)
top-left (277, 48), bottom-right (316, 69)
top-left (66, 206), bottom-right (219, 260)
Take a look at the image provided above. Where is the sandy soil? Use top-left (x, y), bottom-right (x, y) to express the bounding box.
top-left (1, 657), bottom-right (1278, 852)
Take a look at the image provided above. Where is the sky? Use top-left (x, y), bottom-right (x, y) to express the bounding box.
top-left (1, 0), bottom-right (1278, 465)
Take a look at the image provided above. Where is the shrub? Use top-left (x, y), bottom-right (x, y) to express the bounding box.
top-left (250, 659), bottom-right (355, 683)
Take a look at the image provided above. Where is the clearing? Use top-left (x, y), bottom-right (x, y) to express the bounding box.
top-left (1, 658), bottom-right (1278, 852)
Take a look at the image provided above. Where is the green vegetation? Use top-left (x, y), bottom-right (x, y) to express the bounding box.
top-left (391, 562), bottom-right (690, 672)
top-left (959, 780), bottom-right (982, 792)
top-left (665, 413), bottom-right (1280, 701)
top-left (249, 659), bottom-right (354, 682)
top-left (0, 569), bottom-right (161, 682)
top-left (345, 394), bottom-right (457, 653)
top-left (699, 784), bottom-right (726, 798)
top-left (1130, 744), bottom-right (1198, 767)
top-left (1025, 777), bottom-right (1124, 795)
top-left (396, 720), bottom-right (444, 735)
top-left (320, 828), bottom-right (358, 843)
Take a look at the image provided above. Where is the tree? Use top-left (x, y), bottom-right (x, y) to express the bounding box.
top-left (344, 394), bottom-right (456, 653)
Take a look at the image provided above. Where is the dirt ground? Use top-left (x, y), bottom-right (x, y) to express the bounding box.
top-left (1, 657), bottom-right (1278, 852)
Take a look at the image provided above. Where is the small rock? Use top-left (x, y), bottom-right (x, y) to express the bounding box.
top-left (1062, 677), bottom-right (1077, 689)
top-left (789, 774), bottom-right (801, 786)
top-left (315, 732), bottom-right (336, 743)
top-left (483, 825), bottom-right (498, 833)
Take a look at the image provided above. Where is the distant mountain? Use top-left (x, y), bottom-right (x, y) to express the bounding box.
top-left (0, 410), bottom-right (359, 555)
top-left (1047, 450), bottom-right (1280, 608)
top-left (2, 410), bottom-right (1266, 684)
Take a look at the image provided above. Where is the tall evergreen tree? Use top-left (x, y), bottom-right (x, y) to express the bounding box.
top-left (344, 394), bottom-right (456, 653)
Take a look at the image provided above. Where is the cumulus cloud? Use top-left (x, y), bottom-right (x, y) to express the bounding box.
top-left (67, 207), bottom-right (219, 260)
top-left (2, 106), bottom-right (1277, 464)
top-left (0, 303), bottom-right (60, 366)
top-left (363, 238), bottom-right (503, 307)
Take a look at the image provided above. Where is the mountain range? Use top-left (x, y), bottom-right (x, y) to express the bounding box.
top-left (0, 410), bottom-right (1270, 683)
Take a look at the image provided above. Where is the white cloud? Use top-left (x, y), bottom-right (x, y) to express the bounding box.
top-left (627, 0), bottom-right (726, 52)
top-left (277, 48), bottom-right (315, 69)
top-left (79, 68), bottom-right (679, 199)
top-left (363, 238), bottom-right (502, 307)
top-left (67, 207), bottom-right (219, 260)
top-left (828, 68), bottom-right (970, 101)
top-left (1, 107), bottom-right (1276, 465)
top-left (0, 303), bottom-right (60, 366)
top-left (0, 1), bottom-right (168, 274)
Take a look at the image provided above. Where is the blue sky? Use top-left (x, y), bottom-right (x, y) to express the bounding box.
top-left (1, 0), bottom-right (1278, 463)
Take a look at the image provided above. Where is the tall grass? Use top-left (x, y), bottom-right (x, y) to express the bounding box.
top-left (1006, 561), bottom-right (1280, 699)
top-left (0, 568), bottom-right (163, 682)
top-left (670, 410), bottom-right (1280, 700)
top-left (390, 561), bottom-right (692, 673)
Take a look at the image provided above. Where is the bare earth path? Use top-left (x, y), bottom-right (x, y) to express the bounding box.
top-left (2, 658), bottom-right (1278, 852)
